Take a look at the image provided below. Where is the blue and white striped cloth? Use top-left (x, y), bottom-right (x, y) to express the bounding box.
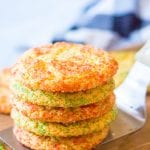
top-left (52, 0), bottom-right (150, 49)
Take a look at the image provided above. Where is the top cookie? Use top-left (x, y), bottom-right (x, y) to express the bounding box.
top-left (12, 42), bottom-right (118, 92)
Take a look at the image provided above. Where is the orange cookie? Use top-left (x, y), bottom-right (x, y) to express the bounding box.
top-left (13, 126), bottom-right (109, 150)
top-left (11, 94), bottom-right (115, 123)
top-left (11, 108), bottom-right (117, 137)
top-left (0, 68), bottom-right (11, 114)
top-left (12, 42), bottom-right (118, 92)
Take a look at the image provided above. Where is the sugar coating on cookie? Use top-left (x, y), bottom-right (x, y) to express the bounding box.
top-left (14, 126), bottom-right (109, 150)
top-left (12, 42), bottom-right (118, 92)
top-left (11, 94), bottom-right (115, 123)
top-left (11, 108), bottom-right (117, 137)
top-left (11, 80), bottom-right (114, 107)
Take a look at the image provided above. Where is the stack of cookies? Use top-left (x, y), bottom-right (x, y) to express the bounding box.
top-left (10, 42), bottom-right (118, 150)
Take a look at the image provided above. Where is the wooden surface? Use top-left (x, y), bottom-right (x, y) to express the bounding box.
top-left (0, 95), bottom-right (150, 150)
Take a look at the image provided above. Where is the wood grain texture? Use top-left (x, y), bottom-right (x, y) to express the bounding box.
top-left (0, 95), bottom-right (149, 150)
top-left (0, 114), bottom-right (12, 131)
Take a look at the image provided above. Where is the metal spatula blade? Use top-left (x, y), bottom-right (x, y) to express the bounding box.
top-left (101, 41), bottom-right (150, 144)
top-left (0, 42), bottom-right (150, 150)
top-left (0, 127), bottom-right (28, 150)
top-left (103, 62), bottom-right (150, 143)
top-left (101, 42), bottom-right (150, 144)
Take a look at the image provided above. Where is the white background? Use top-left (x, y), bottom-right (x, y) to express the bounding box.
top-left (0, 0), bottom-right (89, 69)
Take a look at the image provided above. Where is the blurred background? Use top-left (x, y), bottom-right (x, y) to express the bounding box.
top-left (0, 0), bottom-right (150, 69)
top-left (0, 0), bottom-right (88, 68)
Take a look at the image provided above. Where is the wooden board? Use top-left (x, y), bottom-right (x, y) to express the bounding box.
top-left (0, 115), bottom-right (12, 131)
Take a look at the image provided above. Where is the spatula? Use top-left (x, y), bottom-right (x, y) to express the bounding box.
top-left (97, 41), bottom-right (150, 147)
top-left (0, 41), bottom-right (150, 150)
